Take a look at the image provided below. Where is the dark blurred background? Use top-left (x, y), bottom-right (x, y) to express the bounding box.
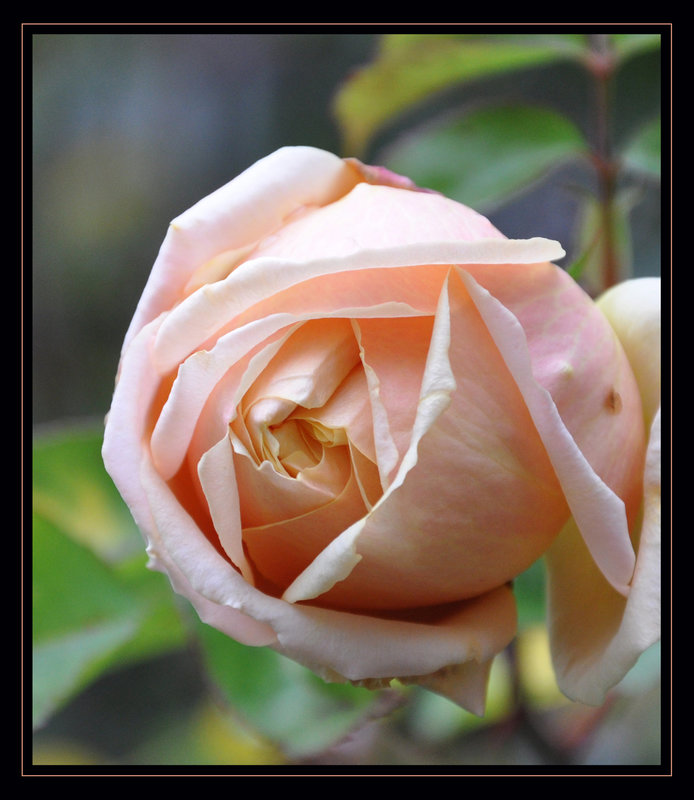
top-left (32, 33), bottom-right (378, 424)
top-left (31, 31), bottom-right (661, 428)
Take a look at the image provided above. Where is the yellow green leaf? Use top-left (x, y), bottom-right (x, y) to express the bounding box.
top-left (333, 34), bottom-right (577, 155)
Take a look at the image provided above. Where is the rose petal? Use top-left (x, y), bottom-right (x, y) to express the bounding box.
top-left (153, 237), bottom-right (566, 372)
top-left (230, 262), bottom-right (448, 334)
top-left (281, 275), bottom-right (457, 605)
top-left (197, 435), bottom-right (253, 581)
top-left (276, 583), bottom-right (516, 697)
top-left (352, 315), bottom-right (433, 485)
top-left (152, 303), bottom-right (425, 481)
top-left (151, 315), bottom-right (298, 480)
top-left (350, 320), bottom-right (400, 490)
top-left (124, 146), bottom-right (360, 349)
top-left (240, 317), bottom-right (360, 415)
top-left (597, 277), bottom-right (662, 426)
top-left (252, 182), bottom-right (506, 261)
top-left (545, 409), bottom-right (661, 704)
top-left (232, 437), bottom-right (352, 529)
top-left (465, 261), bottom-right (646, 531)
top-left (241, 463), bottom-right (367, 591)
top-left (346, 443), bottom-right (383, 510)
top-left (544, 276), bottom-right (662, 704)
top-left (284, 270), bottom-right (568, 609)
top-left (139, 456), bottom-right (277, 640)
top-left (102, 315), bottom-right (167, 531)
top-left (458, 269), bottom-right (637, 596)
top-left (291, 364), bottom-right (377, 465)
top-left (406, 660), bottom-right (495, 717)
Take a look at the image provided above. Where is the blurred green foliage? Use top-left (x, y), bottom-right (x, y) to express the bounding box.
top-left (334, 34), bottom-right (574, 155)
top-left (623, 116), bottom-right (662, 178)
top-left (195, 621), bottom-right (377, 759)
top-left (333, 32), bottom-right (660, 156)
top-left (382, 104), bottom-right (587, 211)
top-left (32, 427), bottom-right (188, 728)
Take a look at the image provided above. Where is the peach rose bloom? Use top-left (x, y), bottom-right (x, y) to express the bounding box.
top-left (102, 147), bottom-right (660, 713)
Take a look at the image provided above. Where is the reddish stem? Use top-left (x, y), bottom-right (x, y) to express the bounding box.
top-left (585, 35), bottom-right (620, 293)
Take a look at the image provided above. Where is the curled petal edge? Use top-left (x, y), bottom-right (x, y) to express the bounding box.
top-left (546, 408), bottom-right (661, 705)
top-left (457, 269), bottom-right (636, 596)
top-left (123, 146), bottom-right (360, 350)
top-left (153, 237), bottom-right (566, 372)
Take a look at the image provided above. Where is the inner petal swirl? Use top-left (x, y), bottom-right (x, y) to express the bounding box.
top-left (225, 317), bottom-right (384, 592)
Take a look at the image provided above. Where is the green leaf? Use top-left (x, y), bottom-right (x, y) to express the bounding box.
top-left (334, 33), bottom-right (580, 155)
top-left (622, 116), bottom-right (661, 179)
top-left (32, 423), bottom-right (187, 645)
top-left (514, 558), bottom-right (547, 630)
top-left (33, 618), bottom-right (139, 731)
top-left (382, 104), bottom-right (587, 211)
top-left (377, 32), bottom-right (588, 58)
top-left (32, 424), bottom-right (188, 727)
top-left (32, 514), bottom-right (143, 727)
top-left (109, 552), bottom-right (188, 664)
top-left (194, 620), bottom-right (380, 758)
top-left (32, 422), bottom-right (143, 564)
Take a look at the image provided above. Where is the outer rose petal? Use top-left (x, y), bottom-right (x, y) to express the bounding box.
top-left (545, 412), bottom-right (661, 704)
top-left (407, 660), bottom-right (495, 716)
top-left (153, 236), bottom-right (566, 373)
top-left (459, 270), bottom-right (637, 596)
top-left (123, 147), bottom-right (361, 349)
top-left (546, 278), bottom-right (661, 704)
top-left (102, 316), bottom-right (166, 534)
top-left (597, 277), bottom-right (662, 427)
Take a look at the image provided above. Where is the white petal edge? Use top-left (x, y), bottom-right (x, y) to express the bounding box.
top-left (102, 315), bottom-right (166, 534)
top-left (153, 237), bottom-right (566, 372)
top-left (351, 318), bottom-right (400, 492)
top-left (102, 316), bottom-right (278, 648)
top-left (197, 435), bottom-right (254, 582)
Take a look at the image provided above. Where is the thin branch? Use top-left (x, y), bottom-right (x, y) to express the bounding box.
top-left (585, 34), bottom-right (620, 293)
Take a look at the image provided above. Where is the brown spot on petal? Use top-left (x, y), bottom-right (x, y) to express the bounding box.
top-left (605, 388), bottom-right (622, 414)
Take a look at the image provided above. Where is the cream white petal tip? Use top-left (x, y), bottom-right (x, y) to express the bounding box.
top-left (282, 552), bottom-right (363, 604)
top-left (524, 237), bottom-right (566, 261)
top-left (461, 236), bottom-right (566, 265)
top-left (282, 522), bottom-right (365, 603)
